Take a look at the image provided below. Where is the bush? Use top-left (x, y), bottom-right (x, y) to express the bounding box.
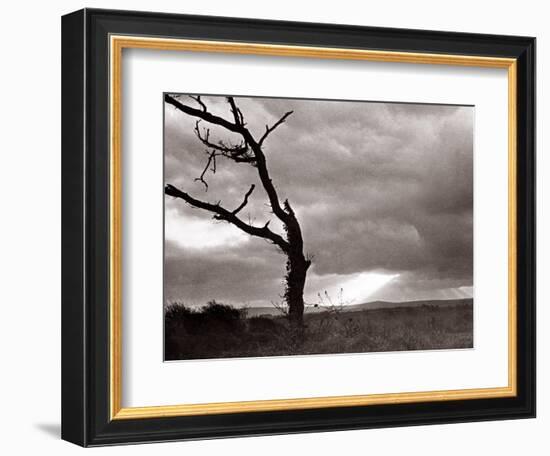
top-left (164, 301), bottom-right (250, 360)
top-left (201, 300), bottom-right (247, 321)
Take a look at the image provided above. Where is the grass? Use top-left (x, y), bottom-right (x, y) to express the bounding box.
top-left (164, 300), bottom-right (473, 360)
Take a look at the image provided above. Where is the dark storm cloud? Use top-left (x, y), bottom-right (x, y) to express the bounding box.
top-left (164, 95), bottom-right (473, 306)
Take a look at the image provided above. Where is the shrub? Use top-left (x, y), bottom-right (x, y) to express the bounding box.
top-left (201, 300), bottom-right (246, 321)
top-left (164, 300), bottom-right (250, 360)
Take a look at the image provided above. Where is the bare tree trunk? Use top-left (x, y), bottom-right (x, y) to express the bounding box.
top-left (283, 201), bottom-right (311, 329)
top-left (285, 255), bottom-right (310, 328)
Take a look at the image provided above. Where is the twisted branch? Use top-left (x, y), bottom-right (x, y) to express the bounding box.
top-left (165, 184), bottom-right (289, 252)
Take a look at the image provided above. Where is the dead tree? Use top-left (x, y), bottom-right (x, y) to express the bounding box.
top-left (165, 94), bottom-right (311, 329)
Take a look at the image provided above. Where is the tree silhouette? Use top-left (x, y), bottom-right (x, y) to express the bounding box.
top-left (165, 95), bottom-right (311, 329)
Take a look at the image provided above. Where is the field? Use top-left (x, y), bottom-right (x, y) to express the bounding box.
top-left (164, 299), bottom-right (473, 360)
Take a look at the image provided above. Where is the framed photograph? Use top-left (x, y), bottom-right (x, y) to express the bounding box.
top-left (61, 8), bottom-right (535, 446)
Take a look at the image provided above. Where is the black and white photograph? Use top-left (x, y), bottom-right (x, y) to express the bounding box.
top-left (52, 3), bottom-right (540, 449)
top-left (163, 94), bottom-right (474, 361)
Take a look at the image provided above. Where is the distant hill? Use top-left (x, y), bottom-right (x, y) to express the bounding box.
top-left (244, 298), bottom-right (472, 318)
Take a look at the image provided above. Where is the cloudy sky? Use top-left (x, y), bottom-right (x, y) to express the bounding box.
top-left (164, 95), bottom-right (473, 307)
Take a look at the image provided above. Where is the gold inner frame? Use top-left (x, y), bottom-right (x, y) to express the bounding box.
top-left (109, 35), bottom-right (518, 420)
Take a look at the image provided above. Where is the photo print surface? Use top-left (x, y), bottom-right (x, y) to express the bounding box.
top-left (163, 94), bottom-right (474, 361)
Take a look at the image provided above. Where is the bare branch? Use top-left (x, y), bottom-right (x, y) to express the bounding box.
top-left (165, 94), bottom-right (242, 134)
top-left (194, 121), bottom-right (254, 164)
top-left (194, 150), bottom-right (217, 190)
top-left (232, 184), bottom-right (255, 215)
top-left (165, 184), bottom-right (289, 252)
top-left (259, 111), bottom-right (294, 146)
top-left (227, 97), bottom-right (244, 125)
top-left (189, 95), bottom-right (207, 112)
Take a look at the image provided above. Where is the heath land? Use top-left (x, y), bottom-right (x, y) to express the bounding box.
top-left (164, 298), bottom-right (473, 360)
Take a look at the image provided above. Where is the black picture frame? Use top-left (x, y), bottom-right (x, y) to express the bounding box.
top-left (62, 8), bottom-right (536, 447)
